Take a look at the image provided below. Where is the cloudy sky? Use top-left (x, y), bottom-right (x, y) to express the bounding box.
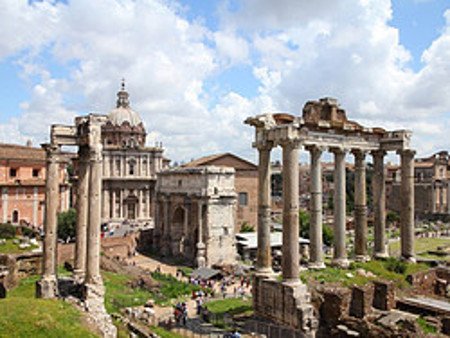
top-left (0, 0), bottom-right (449, 164)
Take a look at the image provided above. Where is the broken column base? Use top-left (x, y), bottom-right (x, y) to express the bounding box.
top-left (82, 283), bottom-right (117, 338)
top-left (36, 275), bottom-right (58, 299)
top-left (331, 258), bottom-right (350, 268)
top-left (253, 274), bottom-right (317, 337)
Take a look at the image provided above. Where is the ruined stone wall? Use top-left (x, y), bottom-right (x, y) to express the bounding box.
top-left (235, 171), bottom-right (258, 232)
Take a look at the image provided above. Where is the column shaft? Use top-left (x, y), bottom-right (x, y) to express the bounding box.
top-left (332, 148), bottom-right (349, 267)
top-left (38, 144), bottom-right (60, 298)
top-left (282, 142), bottom-right (299, 282)
top-left (372, 150), bottom-right (388, 258)
top-left (196, 201), bottom-right (206, 267)
top-left (399, 149), bottom-right (415, 261)
top-left (74, 147), bottom-right (89, 281)
top-left (353, 150), bottom-right (368, 261)
top-left (308, 146), bottom-right (325, 269)
top-left (256, 145), bottom-right (272, 273)
top-left (85, 145), bottom-right (103, 285)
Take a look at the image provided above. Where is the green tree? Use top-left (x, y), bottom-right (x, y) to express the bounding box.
top-left (322, 224), bottom-right (334, 246)
top-left (299, 210), bottom-right (310, 238)
top-left (239, 222), bottom-right (255, 233)
top-left (386, 210), bottom-right (400, 225)
top-left (57, 208), bottom-right (77, 241)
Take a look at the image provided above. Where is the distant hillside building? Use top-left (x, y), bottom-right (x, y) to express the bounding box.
top-left (387, 151), bottom-right (450, 215)
top-left (0, 142), bottom-right (70, 227)
top-left (183, 153), bottom-right (258, 232)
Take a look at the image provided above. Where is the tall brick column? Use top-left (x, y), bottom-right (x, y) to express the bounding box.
top-left (256, 144), bottom-right (273, 274)
top-left (282, 141), bottom-right (300, 282)
top-left (74, 145), bottom-right (89, 282)
top-left (372, 150), bottom-right (388, 258)
top-left (36, 143), bottom-right (60, 298)
top-left (399, 149), bottom-right (416, 262)
top-left (353, 150), bottom-right (369, 262)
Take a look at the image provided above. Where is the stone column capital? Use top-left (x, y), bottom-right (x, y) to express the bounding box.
top-left (330, 147), bottom-right (347, 155)
top-left (397, 149), bottom-right (416, 159)
top-left (351, 149), bottom-right (367, 159)
top-left (371, 149), bottom-right (387, 158)
top-left (42, 143), bottom-right (61, 162)
top-left (280, 139), bottom-right (301, 149)
top-left (256, 141), bottom-right (274, 151)
top-left (305, 144), bottom-right (325, 155)
top-left (88, 144), bottom-right (103, 162)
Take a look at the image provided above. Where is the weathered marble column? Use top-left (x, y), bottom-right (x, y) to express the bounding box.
top-left (372, 150), bottom-right (388, 258)
top-left (37, 143), bottom-right (60, 298)
top-left (195, 201), bottom-right (206, 268)
top-left (399, 149), bottom-right (416, 262)
top-left (331, 148), bottom-right (349, 268)
top-left (307, 145), bottom-right (325, 269)
top-left (256, 144), bottom-right (273, 274)
top-left (281, 141), bottom-right (300, 282)
top-left (85, 142), bottom-right (103, 286)
top-left (74, 146), bottom-right (89, 282)
top-left (353, 150), bottom-right (369, 262)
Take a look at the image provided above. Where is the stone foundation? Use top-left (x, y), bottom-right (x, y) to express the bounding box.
top-left (372, 281), bottom-right (395, 311)
top-left (35, 276), bottom-right (58, 299)
top-left (349, 285), bottom-right (373, 319)
top-left (82, 283), bottom-right (117, 338)
top-left (253, 274), bottom-right (317, 336)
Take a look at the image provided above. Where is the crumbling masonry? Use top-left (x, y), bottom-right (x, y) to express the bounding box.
top-left (246, 98), bottom-right (415, 336)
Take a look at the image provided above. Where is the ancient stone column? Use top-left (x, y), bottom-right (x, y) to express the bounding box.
top-left (256, 144), bottom-right (273, 274)
top-left (37, 143), bottom-right (60, 298)
top-left (196, 201), bottom-right (206, 268)
top-left (307, 145), bottom-right (325, 269)
top-left (372, 150), bottom-right (388, 258)
top-left (399, 149), bottom-right (416, 262)
top-left (74, 146), bottom-right (90, 282)
top-left (331, 148), bottom-right (349, 268)
top-left (353, 150), bottom-right (369, 262)
top-left (281, 141), bottom-right (300, 282)
top-left (85, 142), bottom-right (103, 286)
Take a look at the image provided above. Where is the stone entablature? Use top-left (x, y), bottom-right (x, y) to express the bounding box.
top-left (154, 166), bottom-right (237, 268)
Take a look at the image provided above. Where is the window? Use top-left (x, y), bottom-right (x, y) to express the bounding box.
top-left (9, 168), bottom-right (17, 177)
top-left (129, 161), bottom-right (135, 175)
top-left (238, 192), bottom-right (248, 206)
top-left (32, 169), bottom-right (40, 177)
top-left (116, 160), bottom-right (121, 175)
top-left (178, 180), bottom-right (182, 187)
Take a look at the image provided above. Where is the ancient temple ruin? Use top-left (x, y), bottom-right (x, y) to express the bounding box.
top-left (154, 166), bottom-right (237, 267)
top-left (36, 114), bottom-right (116, 337)
top-left (246, 98), bottom-right (416, 336)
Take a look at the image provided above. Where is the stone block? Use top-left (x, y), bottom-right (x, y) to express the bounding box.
top-left (320, 288), bottom-right (351, 328)
top-left (372, 281), bottom-right (395, 311)
top-left (349, 285), bottom-right (372, 319)
top-left (442, 317), bottom-right (450, 335)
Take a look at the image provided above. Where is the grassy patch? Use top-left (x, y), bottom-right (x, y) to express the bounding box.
top-left (416, 317), bottom-right (437, 334)
top-left (389, 237), bottom-right (449, 258)
top-left (0, 239), bottom-right (38, 254)
top-left (150, 271), bottom-right (202, 306)
top-left (102, 270), bottom-right (153, 314)
top-left (204, 298), bottom-right (253, 316)
top-left (177, 266), bottom-right (193, 277)
top-left (0, 297), bottom-right (97, 337)
top-left (150, 326), bottom-right (183, 338)
top-left (300, 258), bottom-right (429, 288)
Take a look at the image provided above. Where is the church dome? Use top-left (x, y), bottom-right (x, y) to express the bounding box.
top-left (107, 81), bottom-right (143, 127)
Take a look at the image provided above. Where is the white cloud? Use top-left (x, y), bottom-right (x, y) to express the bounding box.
top-left (1, 0), bottom-right (450, 162)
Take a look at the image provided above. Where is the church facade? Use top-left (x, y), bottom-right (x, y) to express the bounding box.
top-left (99, 83), bottom-right (168, 226)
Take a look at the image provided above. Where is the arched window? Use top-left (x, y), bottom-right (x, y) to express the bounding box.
top-left (12, 210), bottom-right (19, 224)
top-left (129, 159), bottom-right (136, 175)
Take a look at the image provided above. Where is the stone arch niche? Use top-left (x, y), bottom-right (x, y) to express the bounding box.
top-left (12, 210), bottom-right (19, 224)
top-left (170, 205), bottom-right (187, 256)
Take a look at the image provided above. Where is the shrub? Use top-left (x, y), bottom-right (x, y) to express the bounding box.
top-left (239, 222), bottom-right (255, 233)
top-left (0, 223), bottom-right (16, 239)
top-left (385, 257), bottom-right (407, 274)
top-left (323, 224), bottom-right (334, 246)
top-left (57, 208), bottom-right (77, 241)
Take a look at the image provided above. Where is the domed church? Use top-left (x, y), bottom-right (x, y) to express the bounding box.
top-left (100, 81), bottom-right (168, 226)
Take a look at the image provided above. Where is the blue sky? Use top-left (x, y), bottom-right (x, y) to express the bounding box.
top-left (0, 0), bottom-right (449, 162)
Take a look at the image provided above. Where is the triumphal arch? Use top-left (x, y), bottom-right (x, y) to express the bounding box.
top-left (36, 114), bottom-right (116, 337)
top-left (246, 97), bottom-right (415, 336)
